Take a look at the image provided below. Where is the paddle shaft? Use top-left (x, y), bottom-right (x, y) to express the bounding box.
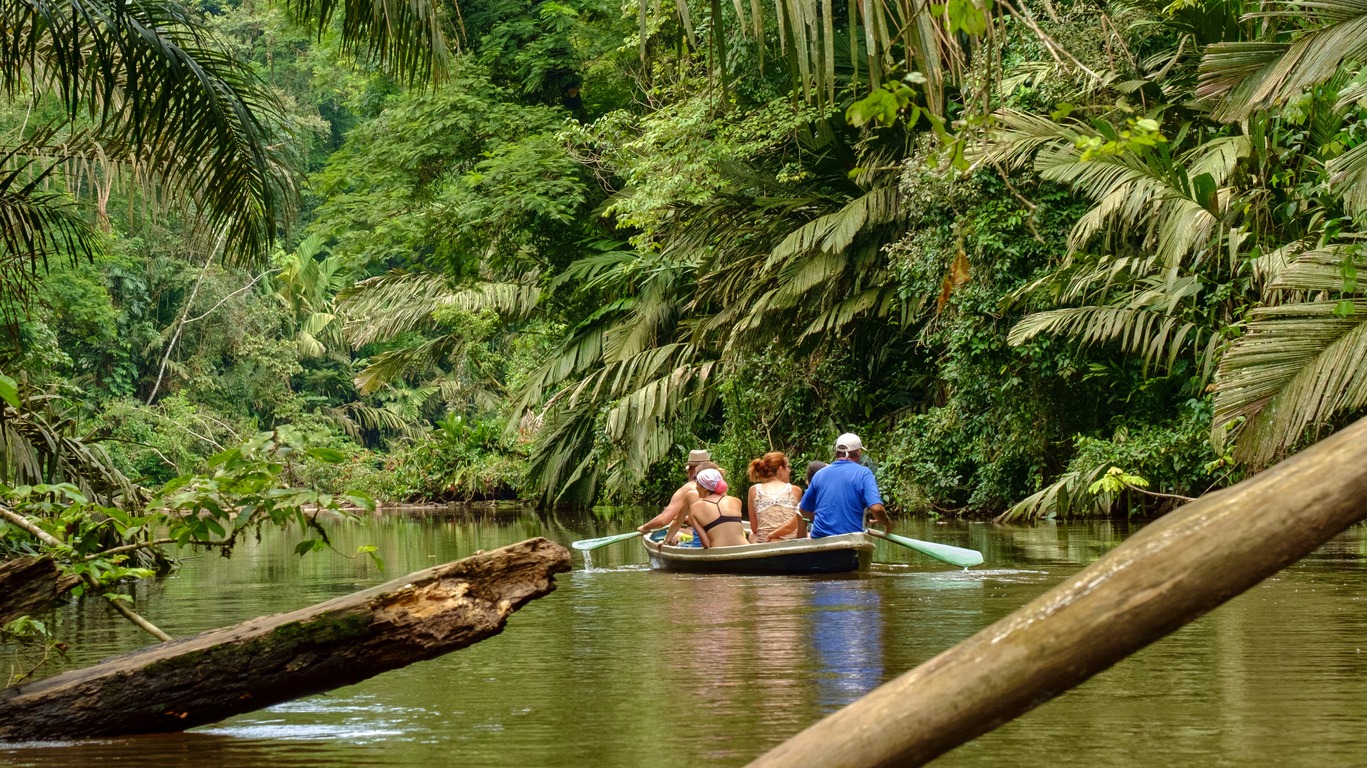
top-left (570, 530), bottom-right (645, 551)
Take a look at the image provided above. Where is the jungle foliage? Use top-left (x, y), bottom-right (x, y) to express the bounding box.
top-left (5, 0), bottom-right (1367, 528)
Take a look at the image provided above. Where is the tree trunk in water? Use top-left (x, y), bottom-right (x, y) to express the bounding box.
top-left (0, 557), bottom-right (79, 625)
top-left (748, 417), bottom-right (1367, 768)
top-left (0, 538), bottom-right (571, 741)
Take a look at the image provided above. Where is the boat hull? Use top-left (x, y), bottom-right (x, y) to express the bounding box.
top-left (643, 532), bottom-right (874, 575)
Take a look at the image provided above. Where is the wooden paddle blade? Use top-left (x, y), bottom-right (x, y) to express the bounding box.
top-left (869, 530), bottom-right (984, 568)
top-left (570, 531), bottom-right (644, 551)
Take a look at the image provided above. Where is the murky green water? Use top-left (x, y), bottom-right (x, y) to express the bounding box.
top-left (4, 508), bottom-right (1367, 767)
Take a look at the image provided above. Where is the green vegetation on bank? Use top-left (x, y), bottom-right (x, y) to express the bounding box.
top-left (6, 0), bottom-right (1367, 526)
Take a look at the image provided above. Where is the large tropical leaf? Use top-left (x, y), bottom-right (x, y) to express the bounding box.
top-left (997, 463), bottom-right (1113, 521)
top-left (525, 342), bottom-right (718, 504)
top-left (982, 111), bottom-right (1248, 269)
top-left (1008, 287), bottom-right (1214, 374)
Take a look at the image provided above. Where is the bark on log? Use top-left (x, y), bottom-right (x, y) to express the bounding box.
top-left (0, 557), bottom-right (80, 625)
top-left (749, 417), bottom-right (1367, 768)
top-left (0, 537), bottom-right (571, 741)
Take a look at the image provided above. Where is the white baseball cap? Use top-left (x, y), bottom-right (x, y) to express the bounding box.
top-left (835, 433), bottom-right (863, 453)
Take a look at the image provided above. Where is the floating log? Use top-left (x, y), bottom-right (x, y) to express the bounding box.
top-left (0, 537), bottom-right (571, 741)
top-left (0, 557), bottom-right (79, 625)
top-left (749, 417), bottom-right (1367, 768)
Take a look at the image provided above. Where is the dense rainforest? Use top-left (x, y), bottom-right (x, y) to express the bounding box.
top-left (5, 0), bottom-right (1367, 546)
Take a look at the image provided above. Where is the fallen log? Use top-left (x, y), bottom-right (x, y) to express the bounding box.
top-left (0, 557), bottom-right (80, 625)
top-left (0, 537), bottom-right (571, 741)
top-left (748, 417), bottom-right (1367, 768)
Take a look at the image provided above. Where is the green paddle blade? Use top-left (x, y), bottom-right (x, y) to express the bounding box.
top-left (868, 529), bottom-right (984, 568)
top-left (571, 530), bottom-right (645, 551)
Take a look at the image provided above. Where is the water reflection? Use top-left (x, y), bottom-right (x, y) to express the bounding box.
top-left (808, 579), bottom-right (883, 713)
top-left (0, 732), bottom-right (393, 768)
top-left (3, 510), bottom-right (1367, 768)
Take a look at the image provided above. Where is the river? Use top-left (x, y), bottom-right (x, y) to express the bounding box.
top-left (3, 507), bottom-right (1367, 767)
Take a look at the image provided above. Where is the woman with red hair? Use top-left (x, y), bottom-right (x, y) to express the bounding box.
top-left (747, 452), bottom-right (805, 543)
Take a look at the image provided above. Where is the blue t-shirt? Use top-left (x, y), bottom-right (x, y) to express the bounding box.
top-left (801, 459), bottom-right (883, 538)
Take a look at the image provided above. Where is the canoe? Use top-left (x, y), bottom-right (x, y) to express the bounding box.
top-left (642, 531), bottom-right (875, 575)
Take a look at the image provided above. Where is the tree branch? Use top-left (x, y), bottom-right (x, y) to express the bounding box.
top-left (147, 230), bottom-right (228, 405)
top-left (183, 268), bottom-right (278, 324)
top-left (0, 504), bottom-right (171, 642)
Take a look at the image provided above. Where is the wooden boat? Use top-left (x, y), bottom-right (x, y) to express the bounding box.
top-left (642, 531), bottom-right (875, 575)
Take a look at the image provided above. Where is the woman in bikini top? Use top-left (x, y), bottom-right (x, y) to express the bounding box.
top-left (664, 468), bottom-right (747, 548)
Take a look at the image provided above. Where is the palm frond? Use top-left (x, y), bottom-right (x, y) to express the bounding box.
top-left (975, 109), bottom-right (1088, 172)
top-left (983, 113), bottom-right (1246, 269)
top-left (0, 386), bottom-right (138, 505)
top-left (766, 185), bottom-right (901, 267)
top-left (322, 401), bottom-right (426, 441)
top-left (0, 150), bottom-right (101, 319)
top-left (0, 0), bottom-right (296, 267)
top-left (280, 0), bottom-right (451, 83)
top-left (342, 271), bottom-right (540, 348)
top-left (355, 335), bottom-right (467, 395)
top-left (1327, 139), bottom-right (1367, 217)
top-left (1009, 301), bottom-right (1206, 373)
top-left (1267, 245), bottom-right (1367, 293)
top-left (1037, 145), bottom-right (1225, 267)
top-left (525, 343), bottom-right (718, 505)
top-left (996, 463), bottom-right (1114, 521)
top-left (1198, 0), bottom-right (1367, 121)
top-left (1213, 299), bottom-right (1367, 465)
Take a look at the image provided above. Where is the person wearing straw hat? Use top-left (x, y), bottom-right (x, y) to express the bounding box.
top-left (637, 449), bottom-right (712, 538)
top-left (800, 433), bottom-right (892, 538)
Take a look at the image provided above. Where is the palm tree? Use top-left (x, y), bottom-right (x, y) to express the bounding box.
top-left (513, 150), bottom-right (912, 506)
top-left (340, 270), bottom-right (542, 409)
top-left (981, 109), bottom-right (1244, 378)
top-left (1198, 0), bottom-right (1367, 121)
top-left (987, 15), bottom-right (1367, 482)
top-left (0, 372), bottom-right (137, 504)
top-left (0, 0), bottom-right (451, 315)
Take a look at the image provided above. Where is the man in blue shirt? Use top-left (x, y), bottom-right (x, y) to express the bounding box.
top-left (801, 433), bottom-right (892, 538)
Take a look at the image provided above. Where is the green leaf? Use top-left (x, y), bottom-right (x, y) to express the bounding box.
top-left (357, 544), bottom-right (385, 571)
top-left (305, 447), bottom-right (347, 463)
top-left (945, 0), bottom-right (987, 35)
top-left (0, 373), bottom-right (17, 409)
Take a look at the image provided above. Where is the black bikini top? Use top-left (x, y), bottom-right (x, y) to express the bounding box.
top-left (697, 496), bottom-right (743, 532)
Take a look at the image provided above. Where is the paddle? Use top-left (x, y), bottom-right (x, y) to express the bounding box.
top-left (866, 528), bottom-right (984, 568)
top-left (571, 530), bottom-right (647, 551)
